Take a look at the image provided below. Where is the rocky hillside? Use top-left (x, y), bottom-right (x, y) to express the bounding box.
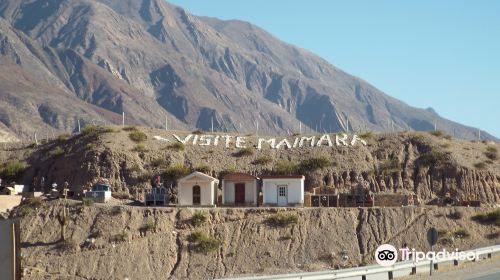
top-left (0, 0), bottom-right (495, 140)
top-left (1, 126), bottom-right (499, 204)
top-left (13, 200), bottom-right (500, 279)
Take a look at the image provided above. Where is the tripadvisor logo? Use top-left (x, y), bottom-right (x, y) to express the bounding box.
top-left (375, 244), bottom-right (398, 267)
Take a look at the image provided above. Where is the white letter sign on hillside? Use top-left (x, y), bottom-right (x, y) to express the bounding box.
top-left (154, 133), bottom-right (368, 150)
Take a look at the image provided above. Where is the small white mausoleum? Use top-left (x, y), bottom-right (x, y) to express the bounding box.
top-left (261, 175), bottom-right (305, 207)
top-left (222, 173), bottom-right (258, 206)
top-left (178, 172), bottom-right (219, 206)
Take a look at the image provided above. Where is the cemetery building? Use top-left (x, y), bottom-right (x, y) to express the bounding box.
top-left (222, 173), bottom-right (259, 206)
top-left (177, 172), bottom-right (219, 206)
top-left (261, 175), bottom-right (305, 207)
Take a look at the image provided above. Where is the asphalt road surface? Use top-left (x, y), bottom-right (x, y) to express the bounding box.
top-left (409, 259), bottom-right (500, 280)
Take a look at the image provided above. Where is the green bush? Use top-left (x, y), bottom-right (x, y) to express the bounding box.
top-left (57, 134), bottom-right (70, 141)
top-left (81, 124), bottom-right (98, 135)
top-left (192, 130), bottom-right (204, 135)
top-left (123, 126), bottom-right (138, 132)
top-left (191, 211), bottom-right (207, 227)
top-left (379, 159), bottom-right (400, 174)
top-left (112, 192), bottom-right (131, 200)
top-left (132, 144), bottom-right (148, 152)
top-left (253, 156), bottom-right (272, 165)
top-left (437, 229), bottom-right (449, 237)
top-left (86, 143), bottom-right (97, 150)
top-left (429, 130), bottom-right (451, 139)
top-left (274, 161), bottom-right (298, 175)
top-left (472, 209), bottom-right (500, 226)
top-left (454, 228), bottom-right (470, 238)
top-left (419, 150), bottom-right (449, 167)
top-left (485, 146), bottom-right (498, 161)
top-left (167, 142), bottom-right (185, 151)
top-left (140, 218), bottom-right (156, 232)
top-left (129, 130), bottom-right (147, 143)
top-left (1, 160), bottom-right (26, 179)
top-left (82, 198), bottom-right (94, 207)
top-left (50, 146), bottom-right (65, 157)
top-left (191, 230), bottom-right (221, 254)
top-left (234, 147), bottom-right (254, 157)
top-left (164, 164), bottom-right (191, 179)
top-left (151, 158), bottom-right (167, 168)
top-left (359, 131), bottom-right (375, 140)
top-left (474, 161), bottom-right (487, 170)
top-left (300, 156), bottom-right (331, 171)
top-left (195, 165), bottom-right (211, 174)
top-left (268, 213), bottom-right (298, 227)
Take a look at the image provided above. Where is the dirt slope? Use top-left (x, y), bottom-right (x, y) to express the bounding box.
top-left (15, 200), bottom-right (500, 280)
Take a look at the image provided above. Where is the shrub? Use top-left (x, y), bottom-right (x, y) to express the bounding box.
top-left (429, 130), bottom-right (451, 139)
top-left (195, 165), bottom-right (211, 174)
top-left (300, 156), bottom-right (331, 171)
top-left (274, 161), bottom-right (298, 175)
top-left (419, 150), bottom-right (449, 167)
top-left (110, 232), bottom-right (128, 243)
top-left (192, 130), bottom-right (204, 135)
top-left (129, 130), bottom-right (147, 143)
top-left (1, 160), bottom-right (26, 179)
top-left (379, 159), bottom-right (400, 174)
top-left (472, 209), bottom-right (500, 226)
top-left (454, 228), bottom-right (470, 238)
top-left (448, 210), bottom-right (463, 220)
top-left (82, 198), bottom-right (94, 207)
top-left (25, 197), bottom-right (44, 208)
top-left (132, 144), bottom-right (148, 152)
top-left (112, 192), bottom-right (131, 200)
top-left (437, 229), bottom-right (449, 237)
top-left (137, 171), bottom-right (153, 182)
top-left (234, 147), bottom-right (254, 157)
top-left (191, 230), bottom-right (221, 254)
top-left (57, 134), bottom-right (70, 141)
top-left (486, 232), bottom-right (499, 240)
top-left (86, 143), bottom-right (97, 150)
top-left (20, 207), bottom-right (33, 216)
top-left (485, 146), bottom-right (498, 161)
top-left (164, 164), bottom-right (191, 179)
top-left (50, 146), bottom-right (65, 157)
top-left (81, 124), bottom-right (98, 135)
top-left (268, 213), bottom-right (298, 227)
top-left (167, 142), bottom-right (185, 151)
top-left (359, 131), bottom-right (374, 140)
top-left (473, 161), bottom-right (487, 170)
top-left (253, 156), bottom-right (272, 165)
top-left (140, 218), bottom-right (156, 233)
top-left (151, 158), bottom-right (167, 168)
top-left (191, 211), bottom-right (207, 227)
top-left (123, 126), bottom-right (138, 132)
top-left (101, 127), bottom-right (116, 133)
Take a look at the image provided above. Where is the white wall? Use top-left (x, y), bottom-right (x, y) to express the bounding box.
top-left (178, 180), bottom-right (215, 206)
top-left (222, 180), bottom-right (257, 205)
top-left (263, 179), bottom-right (304, 206)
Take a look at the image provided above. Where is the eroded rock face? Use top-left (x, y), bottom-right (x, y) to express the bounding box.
top-left (16, 201), bottom-right (500, 280)
top-left (11, 128), bottom-right (500, 204)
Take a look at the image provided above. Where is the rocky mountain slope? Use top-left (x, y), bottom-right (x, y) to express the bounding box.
top-left (0, 0), bottom-right (495, 140)
top-left (2, 126), bottom-right (499, 204)
top-left (13, 200), bottom-right (500, 279)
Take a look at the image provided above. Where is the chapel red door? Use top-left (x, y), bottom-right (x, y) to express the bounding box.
top-left (235, 183), bottom-right (245, 204)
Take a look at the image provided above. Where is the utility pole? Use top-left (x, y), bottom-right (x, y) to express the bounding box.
top-left (478, 129), bottom-right (481, 140)
top-left (434, 120), bottom-right (437, 131)
top-left (34, 132), bottom-right (38, 146)
top-left (77, 119), bottom-right (81, 133)
top-left (211, 117), bottom-right (214, 133)
top-left (122, 112), bottom-right (125, 127)
top-left (165, 116), bottom-right (168, 131)
top-left (299, 122), bottom-right (302, 134)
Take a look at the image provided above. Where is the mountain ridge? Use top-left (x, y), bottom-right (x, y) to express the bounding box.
top-left (0, 0), bottom-right (496, 140)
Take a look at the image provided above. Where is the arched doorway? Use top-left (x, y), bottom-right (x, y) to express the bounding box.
top-left (192, 185), bottom-right (201, 205)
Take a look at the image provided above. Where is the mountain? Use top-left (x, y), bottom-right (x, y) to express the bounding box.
top-left (0, 0), bottom-right (495, 140)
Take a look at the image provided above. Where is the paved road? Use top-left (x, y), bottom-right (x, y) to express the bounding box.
top-left (409, 259), bottom-right (500, 280)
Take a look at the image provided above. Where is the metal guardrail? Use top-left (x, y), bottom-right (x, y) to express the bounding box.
top-left (215, 245), bottom-right (500, 280)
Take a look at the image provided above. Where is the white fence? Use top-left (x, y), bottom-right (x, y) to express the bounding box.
top-left (215, 245), bottom-right (500, 280)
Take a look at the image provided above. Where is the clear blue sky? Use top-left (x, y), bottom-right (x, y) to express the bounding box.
top-left (168, 0), bottom-right (500, 137)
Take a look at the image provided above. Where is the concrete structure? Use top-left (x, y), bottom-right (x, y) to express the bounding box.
top-left (261, 175), bottom-right (305, 207)
top-left (178, 172), bottom-right (219, 206)
top-left (222, 173), bottom-right (258, 206)
top-left (85, 182), bottom-right (112, 203)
